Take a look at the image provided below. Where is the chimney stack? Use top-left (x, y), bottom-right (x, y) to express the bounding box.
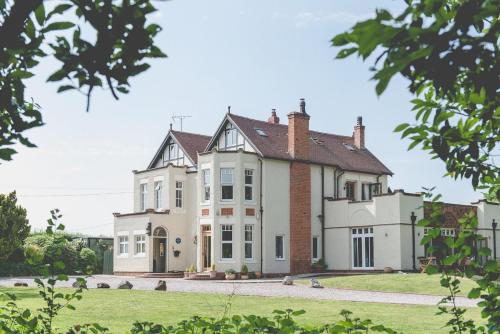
top-left (287, 98), bottom-right (310, 160)
top-left (267, 108), bottom-right (280, 124)
top-left (353, 116), bottom-right (365, 149)
top-left (288, 98), bottom-right (311, 274)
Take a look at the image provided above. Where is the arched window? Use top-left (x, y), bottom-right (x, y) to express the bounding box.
top-left (153, 227), bottom-right (167, 237)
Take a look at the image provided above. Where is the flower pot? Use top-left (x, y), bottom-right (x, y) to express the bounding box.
top-left (240, 274), bottom-right (249, 280)
top-left (189, 272), bottom-right (197, 279)
top-left (383, 267), bottom-right (393, 273)
top-left (209, 271), bottom-right (217, 279)
top-left (255, 271), bottom-right (262, 279)
top-left (225, 273), bottom-right (236, 280)
top-left (183, 272), bottom-right (189, 278)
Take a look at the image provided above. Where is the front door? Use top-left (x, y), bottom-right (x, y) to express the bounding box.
top-left (201, 225), bottom-right (212, 271)
top-left (153, 238), bottom-right (167, 273)
top-left (352, 227), bottom-right (374, 269)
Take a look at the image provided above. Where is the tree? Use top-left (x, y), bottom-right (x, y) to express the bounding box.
top-left (332, 1), bottom-right (499, 332)
top-left (0, 192), bottom-right (30, 260)
top-left (0, 0), bottom-right (166, 162)
top-left (332, 0), bottom-right (499, 201)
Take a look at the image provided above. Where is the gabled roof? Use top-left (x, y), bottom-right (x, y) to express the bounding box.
top-left (224, 113), bottom-right (392, 175)
top-left (148, 130), bottom-right (212, 169)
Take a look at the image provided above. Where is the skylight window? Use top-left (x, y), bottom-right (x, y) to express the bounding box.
top-left (311, 137), bottom-right (324, 145)
top-left (255, 128), bottom-right (267, 137)
top-left (343, 143), bottom-right (356, 151)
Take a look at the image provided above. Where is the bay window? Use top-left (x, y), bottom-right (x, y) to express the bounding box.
top-left (202, 169), bottom-right (210, 202)
top-left (175, 181), bottom-right (183, 208)
top-left (221, 225), bottom-right (233, 259)
top-left (220, 168), bottom-right (234, 201)
top-left (154, 181), bottom-right (163, 209)
top-left (245, 169), bottom-right (254, 201)
top-left (244, 225), bottom-right (253, 260)
top-left (140, 183), bottom-right (147, 211)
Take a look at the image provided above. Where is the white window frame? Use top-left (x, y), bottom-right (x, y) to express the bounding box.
top-left (275, 234), bottom-right (285, 260)
top-left (118, 236), bottom-right (129, 256)
top-left (134, 235), bottom-right (146, 256)
top-left (202, 169), bottom-right (210, 202)
top-left (175, 181), bottom-right (183, 208)
top-left (244, 224), bottom-right (254, 260)
top-left (140, 183), bottom-right (148, 211)
top-left (221, 224), bottom-right (233, 260)
top-left (244, 169), bottom-right (254, 201)
top-left (154, 181), bottom-right (163, 210)
top-left (224, 124), bottom-right (238, 148)
top-left (345, 181), bottom-right (356, 201)
top-left (351, 227), bottom-right (374, 269)
top-left (312, 236), bottom-right (319, 260)
top-left (220, 168), bottom-right (234, 201)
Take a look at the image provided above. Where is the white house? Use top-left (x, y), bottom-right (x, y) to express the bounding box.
top-left (113, 99), bottom-right (500, 275)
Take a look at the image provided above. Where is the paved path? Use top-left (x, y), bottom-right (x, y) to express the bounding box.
top-left (0, 275), bottom-right (478, 308)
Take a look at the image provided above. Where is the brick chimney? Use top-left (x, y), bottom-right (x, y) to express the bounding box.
top-left (287, 98), bottom-right (310, 160)
top-left (353, 116), bottom-right (365, 149)
top-left (267, 109), bottom-right (280, 124)
top-left (288, 98), bottom-right (311, 274)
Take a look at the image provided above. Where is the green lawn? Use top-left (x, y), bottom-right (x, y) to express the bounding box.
top-left (297, 273), bottom-right (477, 296)
top-left (0, 287), bottom-right (482, 334)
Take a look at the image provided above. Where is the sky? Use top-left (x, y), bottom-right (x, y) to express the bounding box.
top-left (0, 0), bottom-right (481, 236)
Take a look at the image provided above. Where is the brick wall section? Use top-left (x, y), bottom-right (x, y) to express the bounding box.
top-left (424, 202), bottom-right (477, 228)
top-left (287, 110), bottom-right (311, 274)
top-left (289, 161), bottom-right (311, 273)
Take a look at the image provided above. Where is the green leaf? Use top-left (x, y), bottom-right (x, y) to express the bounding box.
top-left (336, 47), bottom-right (358, 59)
top-left (47, 69), bottom-right (67, 82)
top-left (57, 85), bottom-right (75, 93)
top-left (0, 148), bottom-right (16, 161)
top-left (394, 123), bottom-right (410, 132)
top-left (467, 287), bottom-right (481, 299)
top-left (47, 4), bottom-right (72, 21)
top-left (35, 3), bottom-right (45, 26)
top-left (42, 21), bottom-right (75, 33)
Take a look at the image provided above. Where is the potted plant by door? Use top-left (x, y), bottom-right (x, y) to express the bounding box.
top-left (225, 269), bottom-right (236, 280)
top-left (188, 264), bottom-right (197, 279)
top-left (240, 264), bottom-right (249, 280)
top-left (209, 264), bottom-right (217, 279)
top-left (312, 258), bottom-right (327, 273)
top-left (184, 267), bottom-right (190, 279)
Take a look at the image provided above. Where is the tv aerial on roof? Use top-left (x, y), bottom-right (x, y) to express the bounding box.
top-left (171, 114), bottom-right (192, 131)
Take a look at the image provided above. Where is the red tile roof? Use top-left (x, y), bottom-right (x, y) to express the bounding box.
top-left (227, 113), bottom-right (392, 175)
top-left (171, 131), bottom-right (212, 164)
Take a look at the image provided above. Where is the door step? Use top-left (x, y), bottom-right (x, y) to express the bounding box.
top-left (140, 272), bottom-right (184, 278)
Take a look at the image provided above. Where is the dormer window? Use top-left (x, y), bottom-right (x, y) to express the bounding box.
top-left (255, 128), bottom-right (267, 137)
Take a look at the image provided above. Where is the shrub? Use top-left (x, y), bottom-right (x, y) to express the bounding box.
top-left (240, 264), bottom-right (248, 274)
top-left (79, 248), bottom-right (97, 274)
top-left (24, 233), bottom-right (79, 274)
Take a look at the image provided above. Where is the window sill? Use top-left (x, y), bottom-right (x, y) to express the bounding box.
top-left (219, 201), bottom-right (235, 205)
top-left (134, 254), bottom-right (146, 258)
top-left (244, 201), bottom-right (256, 205)
top-left (117, 254), bottom-right (129, 258)
top-left (219, 259), bottom-right (235, 263)
top-left (275, 258), bottom-right (286, 261)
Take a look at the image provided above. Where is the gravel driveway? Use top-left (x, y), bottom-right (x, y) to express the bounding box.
top-left (0, 275), bottom-right (478, 308)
